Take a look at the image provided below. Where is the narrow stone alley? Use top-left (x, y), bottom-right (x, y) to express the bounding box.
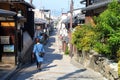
top-left (9, 29), bottom-right (107, 80)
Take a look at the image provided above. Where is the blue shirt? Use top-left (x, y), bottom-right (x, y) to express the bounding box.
top-left (33, 43), bottom-right (45, 62)
top-left (33, 43), bottom-right (45, 53)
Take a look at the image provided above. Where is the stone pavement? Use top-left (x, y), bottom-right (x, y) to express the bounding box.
top-left (9, 29), bottom-right (107, 80)
top-left (0, 32), bottom-right (34, 80)
top-left (0, 63), bottom-right (16, 80)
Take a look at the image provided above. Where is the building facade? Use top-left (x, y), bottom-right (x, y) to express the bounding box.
top-left (0, 0), bottom-right (34, 67)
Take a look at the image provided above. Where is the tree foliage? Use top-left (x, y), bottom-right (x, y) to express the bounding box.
top-left (72, 25), bottom-right (97, 51)
top-left (71, 0), bottom-right (120, 60)
top-left (95, 0), bottom-right (120, 58)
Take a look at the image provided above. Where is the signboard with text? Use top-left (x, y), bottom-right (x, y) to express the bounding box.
top-left (3, 45), bottom-right (14, 52)
top-left (0, 36), bottom-right (10, 44)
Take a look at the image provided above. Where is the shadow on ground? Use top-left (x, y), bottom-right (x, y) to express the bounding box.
top-left (9, 29), bottom-right (63, 80)
top-left (57, 69), bottom-right (87, 80)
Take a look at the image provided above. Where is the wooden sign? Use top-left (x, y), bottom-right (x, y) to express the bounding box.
top-left (0, 36), bottom-right (10, 44)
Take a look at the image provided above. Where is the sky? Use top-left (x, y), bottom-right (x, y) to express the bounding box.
top-left (25, 0), bottom-right (85, 16)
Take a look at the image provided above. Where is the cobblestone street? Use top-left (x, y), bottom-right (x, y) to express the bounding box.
top-left (0, 0), bottom-right (119, 80)
top-left (10, 29), bottom-right (107, 80)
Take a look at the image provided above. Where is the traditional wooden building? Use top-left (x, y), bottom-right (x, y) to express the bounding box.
top-left (0, 0), bottom-right (35, 38)
top-left (0, 9), bottom-right (17, 65)
top-left (80, 0), bottom-right (120, 25)
top-left (0, 0), bottom-right (34, 67)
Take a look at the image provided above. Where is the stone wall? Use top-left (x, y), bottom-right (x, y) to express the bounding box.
top-left (73, 50), bottom-right (119, 80)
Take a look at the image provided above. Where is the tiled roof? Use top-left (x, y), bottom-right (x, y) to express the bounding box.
top-left (82, 0), bottom-right (120, 11)
top-left (0, 9), bottom-right (16, 16)
top-left (81, 0), bottom-right (111, 11)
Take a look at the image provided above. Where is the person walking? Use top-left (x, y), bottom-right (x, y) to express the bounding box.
top-left (32, 38), bottom-right (45, 70)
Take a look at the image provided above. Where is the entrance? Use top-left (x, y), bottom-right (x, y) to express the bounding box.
top-left (0, 21), bottom-right (16, 66)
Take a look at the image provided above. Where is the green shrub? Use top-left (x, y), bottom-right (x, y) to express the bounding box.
top-left (71, 0), bottom-right (120, 60)
top-left (65, 45), bottom-right (69, 55)
top-left (72, 25), bottom-right (97, 52)
top-left (117, 49), bottom-right (120, 61)
top-left (118, 61), bottom-right (120, 76)
top-left (94, 0), bottom-right (120, 59)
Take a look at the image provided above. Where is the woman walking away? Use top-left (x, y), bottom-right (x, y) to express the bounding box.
top-left (33, 38), bottom-right (45, 70)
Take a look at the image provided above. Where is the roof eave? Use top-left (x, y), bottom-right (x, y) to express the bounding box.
top-left (0, 9), bottom-right (16, 17)
top-left (81, 0), bottom-right (111, 11)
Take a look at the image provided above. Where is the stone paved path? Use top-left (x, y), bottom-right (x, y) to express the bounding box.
top-left (10, 29), bottom-right (107, 80)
